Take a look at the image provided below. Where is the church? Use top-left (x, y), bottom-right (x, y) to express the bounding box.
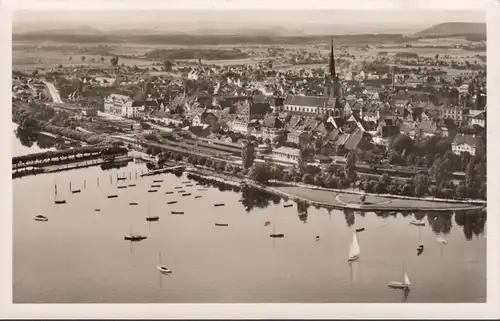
top-left (282, 40), bottom-right (345, 118)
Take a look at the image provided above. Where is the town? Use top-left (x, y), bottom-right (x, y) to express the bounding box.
top-left (12, 35), bottom-right (487, 202)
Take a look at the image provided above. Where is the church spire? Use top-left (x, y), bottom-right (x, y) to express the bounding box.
top-left (329, 39), bottom-right (336, 79)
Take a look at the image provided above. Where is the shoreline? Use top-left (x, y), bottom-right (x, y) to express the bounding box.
top-left (180, 166), bottom-right (484, 212)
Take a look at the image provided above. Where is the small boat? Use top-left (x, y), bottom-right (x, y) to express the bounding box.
top-left (54, 200), bottom-right (66, 204)
top-left (124, 235), bottom-right (147, 241)
top-left (71, 189), bottom-right (81, 194)
top-left (410, 219), bottom-right (425, 226)
top-left (146, 216), bottom-right (160, 222)
top-left (94, 209), bottom-right (101, 212)
top-left (107, 195), bottom-right (118, 199)
top-left (264, 221), bottom-right (271, 227)
top-left (182, 193), bottom-right (191, 196)
top-left (269, 224), bottom-right (284, 238)
top-left (215, 223), bottom-right (229, 227)
top-left (129, 202), bottom-right (139, 206)
top-left (171, 211), bottom-right (184, 215)
top-left (355, 228), bottom-right (365, 232)
top-left (174, 186), bottom-right (183, 189)
top-left (153, 180), bottom-right (163, 183)
top-left (33, 215), bottom-right (48, 222)
top-left (151, 184), bottom-right (161, 188)
top-left (148, 189), bottom-right (158, 193)
top-left (181, 181), bottom-right (190, 184)
top-left (348, 232), bottom-right (361, 262)
top-left (214, 203), bottom-right (225, 207)
top-left (165, 191), bottom-right (174, 194)
top-left (157, 265), bottom-right (172, 274)
top-left (167, 201), bottom-right (178, 204)
top-left (270, 233), bottom-right (284, 238)
top-left (157, 252), bottom-right (172, 274)
top-left (117, 186), bottom-right (128, 189)
top-left (185, 184), bottom-right (193, 187)
top-left (117, 177), bottom-right (127, 181)
top-left (283, 204), bottom-right (293, 208)
top-left (388, 270), bottom-right (411, 289)
top-left (128, 184), bottom-right (136, 187)
top-left (238, 199), bottom-right (244, 202)
top-left (316, 236), bottom-right (320, 241)
top-left (417, 245), bottom-right (424, 256)
top-left (195, 196), bottom-right (202, 199)
top-left (198, 188), bottom-right (208, 191)
top-left (177, 190), bottom-right (186, 193)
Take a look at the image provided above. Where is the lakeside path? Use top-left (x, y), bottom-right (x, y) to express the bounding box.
top-left (269, 186), bottom-right (483, 212)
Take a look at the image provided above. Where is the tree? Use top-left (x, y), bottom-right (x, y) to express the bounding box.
top-left (429, 157), bottom-right (452, 186)
top-left (391, 134), bottom-right (413, 155)
top-left (110, 56), bottom-right (119, 67)
top-left (163, 60), bottom-right (174, 72)
top-left (248, 163), bottom-right (272, 184)
top-left (302, 173), bottom-right (314, 185)
top-left (225, 163), bottom-right (233, 173)
top-left (413, 173), bottom-right (429, 197)
top-left (344, 151), bottom-right (357, 182)
top-left (241, 142), bottom-right (255, 169)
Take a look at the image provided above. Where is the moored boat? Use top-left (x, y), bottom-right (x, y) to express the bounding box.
top-left (214, 203), bottom-right (225, 207)
top-left (33, 215), bottom-right (48, 222)
top-left (71, 189), bottom-right (81, 194)
top-left (151, 184), bottom-right (161, 188)
top-left (146, 216), bottom-right (160, 222)
top-left (124, 235), bottom-right (147, 241)
top-left (167, 201), bottom-right (178, 204)
top-left (129, 202), bottom-right (139, 206)
top-left (107, 195), bottom-right (118, 198)
top-left (215, 223), bottom-right (229, 227)
top-left (283, 204), bottom-right (293, 208)
top-left (171, 211), bottom-right (184, 215)
top-left (388, 271), bottom-right (411, 289)
top-left (148, 189), bottom-right (158, 193)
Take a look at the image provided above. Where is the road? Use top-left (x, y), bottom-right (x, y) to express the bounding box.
top-left (43, 81), bottom-right (63, 104)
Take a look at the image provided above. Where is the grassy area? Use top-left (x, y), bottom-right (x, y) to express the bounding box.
top-left (273, 186), bottom-right (479, 211)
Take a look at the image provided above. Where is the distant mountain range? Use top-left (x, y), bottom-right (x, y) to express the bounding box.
top-left (414, 22), bottom-right (486, 37)
top-left (12, 21), bottom-right (486, 43)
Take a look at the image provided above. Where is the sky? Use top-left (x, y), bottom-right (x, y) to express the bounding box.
top-left (13, 9), bottom-right (486, 34)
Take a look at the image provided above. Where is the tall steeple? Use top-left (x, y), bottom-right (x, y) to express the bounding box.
top-left (329, 39), bottom-right (336, 80)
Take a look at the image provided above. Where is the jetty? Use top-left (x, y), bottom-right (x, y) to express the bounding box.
top-left (140, 165), bottom-right (185, 177)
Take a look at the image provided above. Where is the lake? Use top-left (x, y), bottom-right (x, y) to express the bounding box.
top-left (12, 125), bottom-right (487, 303)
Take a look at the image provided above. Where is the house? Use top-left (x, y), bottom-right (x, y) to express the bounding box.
top-left (272, 146), bottom-right (300, 164)
top-left (451, 134), bottom-right (479, 156)
top-left (227, 120), bottom-right (249, 135)
top-left (470, 112), bottom-right (486, 128)
top-left (286, 129), bottom-right (301, 145)
top-left (103, 94), bottom-right (140, 118)
top-left (441, 106), bottom-right (468, 123)
top-left (283, 95), bottom-right (344, 118)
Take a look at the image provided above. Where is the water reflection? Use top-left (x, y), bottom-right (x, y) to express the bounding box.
top-left (454, 209), bottom-right (487, 241)
top-left (184, 174), bottom-right (487, 239)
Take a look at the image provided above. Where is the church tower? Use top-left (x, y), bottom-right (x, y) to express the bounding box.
top-left (324, 39), bottom-right (342, 99)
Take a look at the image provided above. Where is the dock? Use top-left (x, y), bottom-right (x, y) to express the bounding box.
top-left (140, 165), bottom-right (185, 177)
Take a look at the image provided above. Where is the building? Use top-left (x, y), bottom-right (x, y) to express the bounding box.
top-left (441, 106), bottom-right (468, 123)
top-left (470, 112), bottom-right (486, 128)
top-left (272, 146), bottom-right (300, 164)
top-left (283, 39), bottom-right (344, 118)
top-left (451, 134), bottom-right (479, 156)
top-left (104, 94), bottom-right (141, 118)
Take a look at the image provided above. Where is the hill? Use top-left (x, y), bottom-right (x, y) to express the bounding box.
top-left (415, 22), bottom-right (486, 38)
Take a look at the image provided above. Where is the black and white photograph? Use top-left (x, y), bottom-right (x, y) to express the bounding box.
top-left (2, 0), bottom-right (499, 318)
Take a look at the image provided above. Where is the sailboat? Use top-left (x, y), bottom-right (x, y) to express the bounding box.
top-left (157, 252), bottom-right (172, 274)
top-left (348, 232), bottom-right (360, 262)
top-left (388, 267), bottom-right (411, 289)
top-left (53, 182), bottom-right (66, 204)
top-left (145, 202), bottom-right (159, 222)
top-left (269, 224), bottom-right (284, 238)
top-left (124, 221), bottom-right (146, 241)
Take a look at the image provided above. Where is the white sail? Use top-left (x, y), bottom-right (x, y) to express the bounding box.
top-left (349, 232), bottom-right (361, 259)
top-left (404, 272), bottom-right (411, 285)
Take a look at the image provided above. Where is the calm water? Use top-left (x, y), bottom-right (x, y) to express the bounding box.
top-left (12, 127), bottom-right (487, 303)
